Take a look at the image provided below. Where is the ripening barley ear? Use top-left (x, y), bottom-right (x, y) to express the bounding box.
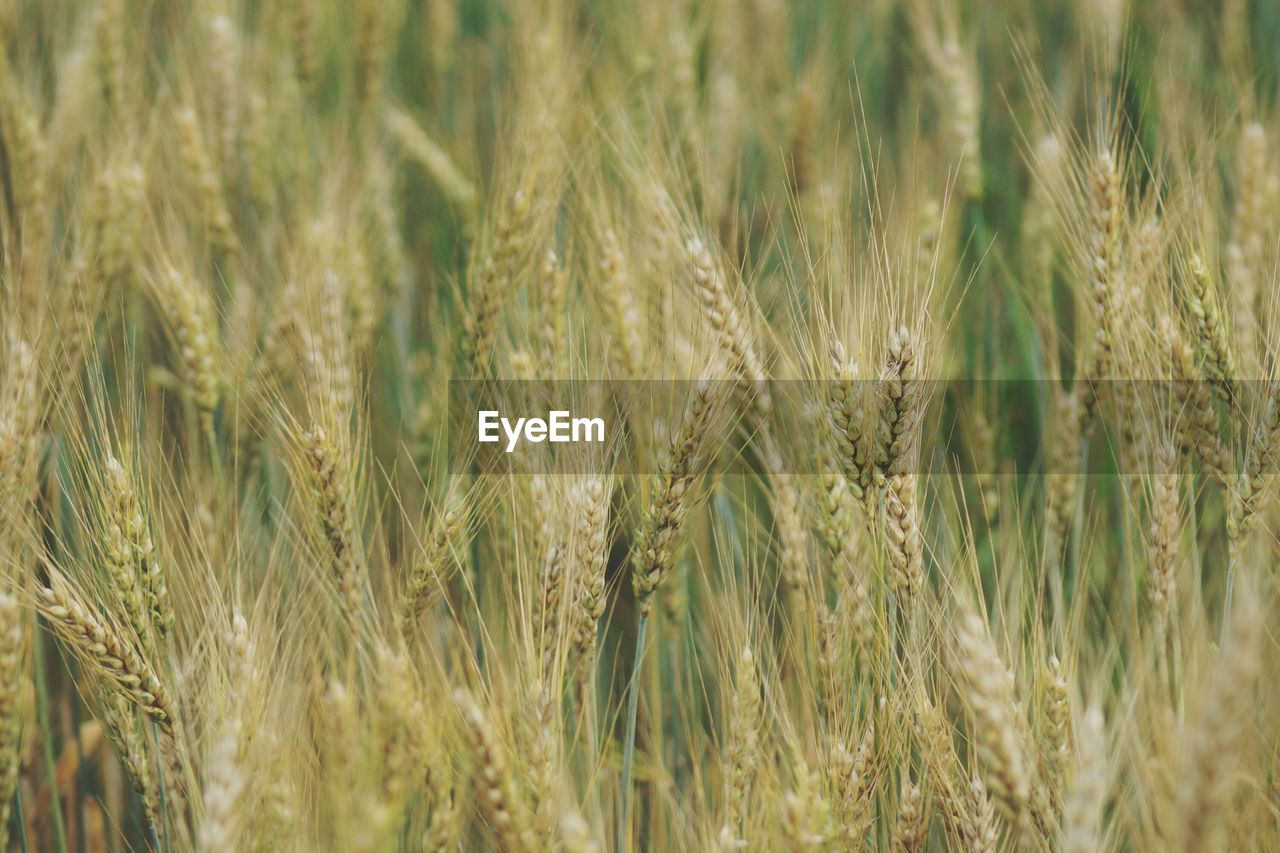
top-left (910, 698), bottom-right (952, 819)
top-left (883, 472), bottom-right (924, 607)
top-left (373, 643), bottom-right (426, 833)
top-left (827, 718), bottom-right (879, 846)
top-left (809, 443), bottom-right (877, 665)
top-left (964, 404), bottom-right (1000, 518)
top-left (1043, 387), bottom-right (1084, 559)
top-left (689, 235), bottom-right (771, 418)
top-left (877, 326), bottom-right (926, 609)
top-left (96, 452), bottom-right (174, 659)
top-left (292, 0), bottom-right (319, 95)
top-left (99, 693), bottom-right (165, 832)
top-left (620, 377), bottom-right (728, 845)
top-left (561, 806), bottom-right (599, 853)
top-left (1176, 589), bottom-right (1264, 851)
top-left (1144, 440), bottom-right (1181, 649)
top-left (353, 0), bottom-right (391, 118)
top-left (35, 571), bottom-right (177, 729)
top-left (364, 146), bottom-right (410, 303)
top-left (3, 90), bottom-right (52, 302)
top-left (535, 247), bottom-right (571, 375)
top-left (150, 263), bottom-right (222, 443)
top-left (891, 770), bottom-right (926, 852)
top-left (93, 0), bottom-right (127, 114)
top-left (638, 183), bottom-right (681, 348)
top-left (1183, 249), bottom-right (1238, 408)
top-left (1025, 132), bottom-right (1065, 289)
top-left (197, 720), bottom-right (245, 852)
top-left (402, 488), bottom-right (471, 638)
top-left (963, 773), bottom-right (1000, 852)
top-left (84, 155), bottom-right (146, 292)
top-left (761, 433), bottom-right (810, 619)
top-left (454, 687), bottom-right (538, 852)
top-left (1074, 145), bottom-right (1124, 432)
top-left (34, 567), bottom-right (191, 839)
top-left (567, 475), bottom-right (611, 686)
top-left (1159, 315), bottom-right (1229, 484)
top-left (423, 741), bottom-right (464, 851)
top-left (174, 102), bottom-right (236, 257)
top-left (0, 595), bottom-right (25, 853)
top-left (779, 759), bottom-right (831, 848)
top-left (532, 539), bottom-right (567, 674)
top-left (523, 677), bottom-right (563, 848)
top-left (596, 225), bottom-right (647, 379)
top-left (1224, 122), bottom-right (1272, 372)
top-left (0, 335), bottom-right (42, 544)
top-left (1036, 655), bottom-right (1072, 821)
top-left (339, 235), bottom-right (379, 365)
top-left (205, 12), bottom-right (240, 183)
top-left (297, 419), bottom-right (368, 636)
top-left (300, 265), bottom-right (358, 417)
top-left (720, 645), bottom-right (762, 847)
top-left (465, 188), bottom-right (534, 377)
top-left (1061, 704), bottom-right (1107, 853)
top-left (1226, 377), bottom-right (1280, 567)
top-left (913, 693), bottom-right (1000, 849)
top-left (316, 677), bottom-right (362, 845)
top-left (911, 4), bottom-right (983, 202)
top-left (826, 337), bottom-right (873, 506)
top-left (950, 608), bottom-right (1030, 832)
top-left (631, 379), bottom-right (725, 614)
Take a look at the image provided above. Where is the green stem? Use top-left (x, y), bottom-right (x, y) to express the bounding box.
top-left (576, 676), bottom-right (604, 835)
top-left (1223, 465), bottom-right (1246, 648)
top-left (150, 722), bottom-right (171, 853)
top-left (71, 682), bottom-right (86, 853)
top-left (618, 612), bottom-right (648, 853)
top-left (206, 414), bottom-right (223, 486)
top-left (33, 630), bottom-right (69, 853)
top-left (15, 784), bottom-right (27, 853)
top-left (1119, 471), bottom-right (1135, 636)
top-left (665, 634), bottom-right (681, 798)
top-left (1221, 562), bottom-right (1236, 648)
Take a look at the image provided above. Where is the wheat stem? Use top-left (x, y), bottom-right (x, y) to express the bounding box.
top-left (618, 612), bottom-right (648, 853)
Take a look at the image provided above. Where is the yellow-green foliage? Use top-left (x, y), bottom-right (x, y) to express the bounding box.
top-left (1, 0), bottom-right (1279, 850)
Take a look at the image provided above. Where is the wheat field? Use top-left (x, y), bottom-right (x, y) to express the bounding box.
top-left (1, 0), bottom-right (1279, 850)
